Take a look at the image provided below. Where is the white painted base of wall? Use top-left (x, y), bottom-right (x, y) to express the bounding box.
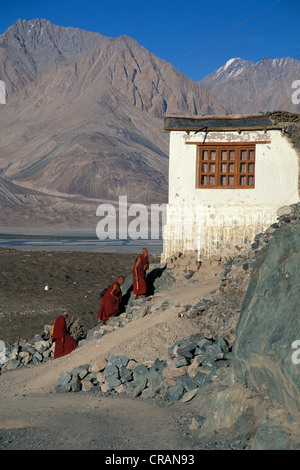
top-left (162, 203), bottom-right (280, 260)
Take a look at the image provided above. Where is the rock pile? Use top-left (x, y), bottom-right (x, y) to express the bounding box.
top-left (164, 250), bottom-right (201, 274)
top-left (272, 111), bottom-right (300, 123)
top-left (249, 202), bottom-right (300, 254)
top-left (0, 317), bottom-right (87, 373)
top-left (55, 334), bottom-right (232, 406)
top-left (81, 296), bottom-right (178, 345)
top-left (82, 297), bottom-right (155, 343)
top-left (0, 326), bottom-right (54, 372)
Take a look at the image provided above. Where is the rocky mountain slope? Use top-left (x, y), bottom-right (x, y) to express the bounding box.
top-left (200, 56), bottom-right (300, 114)
top-left (0, 19), bottom-right (228, 230)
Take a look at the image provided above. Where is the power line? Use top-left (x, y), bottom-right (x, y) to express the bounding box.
top-left (174, 0), bottom-right (283, 65)
top-left (128, 0), bottom-right (297, 89)
top-left (186, 3), bottom-right (300, 73)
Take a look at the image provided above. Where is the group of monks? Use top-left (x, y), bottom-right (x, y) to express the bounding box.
top-left (51, 248), bottom-right (149, 360)
top-left (97, 247), bottom-right (149, 322)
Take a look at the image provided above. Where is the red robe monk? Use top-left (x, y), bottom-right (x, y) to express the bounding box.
top-left (97, 276), bottom-right (125, 323)
top-left (52, 312), bottom-right (77, 359)
top-left (132, 248), bottom-right (149, 299)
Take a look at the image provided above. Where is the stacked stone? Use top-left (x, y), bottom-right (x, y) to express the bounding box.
top-left (236, 203), bottom-right (300, 259)
top-left (163, 335), bottom-right (231, 403)
top-left (55, 334), bottom-right (232, 404)
top-left (271, 111), bottom-right (300, 123)
top-left (0, 326), bottom-right (54, 372)
top-left (82, 291), bottom-right (213, 346)
top-left (164, 251), bottom-right (201, 274)
top-left (81, 293), bottom-right (176, 345)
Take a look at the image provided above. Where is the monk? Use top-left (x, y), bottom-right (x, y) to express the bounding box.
top-left (97, 276), bottom-right (125, 323)
top-left (132, 248), bottom-right (149, 299)
top-left (52, 312), bottom-right (77, 359)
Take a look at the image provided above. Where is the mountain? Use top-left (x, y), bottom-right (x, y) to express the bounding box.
top-left (200, 56), bottom-right (300, 114)
top-left (0, 176), bottom-right (100, 230)
top-left (0, 19), bottom-right (228, 229)
top-left (200, 58), bottom-right (254, 89)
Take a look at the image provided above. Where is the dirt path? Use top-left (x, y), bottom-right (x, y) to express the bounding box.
top-left (0, 392), bottom-right (195, 450)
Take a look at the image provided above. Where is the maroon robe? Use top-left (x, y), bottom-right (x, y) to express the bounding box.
top-left (52, 315), bottom-right (77, 359)
top-left (97, 281), bottom-right (123, 323)
top-left (132, 254), bottom-right (149, 298)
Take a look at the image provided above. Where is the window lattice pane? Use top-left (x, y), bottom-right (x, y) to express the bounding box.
top-left (202, 150), bottom-right (208, 161)
top-left (249, 150), bottom-right (255, 161)
top-left (240, 150), bottom-right (247, 161)
top-left (221, 150), bottom-right (227, 161)
top-left (248, 175), bottom-right (254, 186)
top-left (228, 175), bottom-right (234, 186)
top-left (197, 145), bottom-right (255, 188)
top-left (240, 175), bottom-right (246, 186)
top-left (229, 150), bottom-right (235, 161)
top-left (240, 163), bottom-right (247, 173)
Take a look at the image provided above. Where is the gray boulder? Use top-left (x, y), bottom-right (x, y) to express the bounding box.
top-left (133, 379), bottom-right (148, 398)
top-left (57, 371), bottom-right (72, 386)
top-left (107, 355), bottom-right (130, 369)
top-left (164, 383), bottom-right (185, 403)
top-left (6, 358), bottom-right (20, 370)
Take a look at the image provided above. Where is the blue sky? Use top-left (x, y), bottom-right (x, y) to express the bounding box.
top-left (0, 0), bottom-right (299, 81)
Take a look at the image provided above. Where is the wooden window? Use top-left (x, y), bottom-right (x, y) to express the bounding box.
top-left (197, 144), bottom-right (256, 189)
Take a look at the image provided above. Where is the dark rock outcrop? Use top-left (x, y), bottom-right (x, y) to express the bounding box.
top-left (234, 221), bottom-right (300, 412)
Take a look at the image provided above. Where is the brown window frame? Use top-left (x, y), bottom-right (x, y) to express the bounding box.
top-left (196, 143), bottom-right (256, 189)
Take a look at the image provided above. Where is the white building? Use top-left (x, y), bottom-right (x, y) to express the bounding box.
top-left (162, 112), bottom-right (300, 260)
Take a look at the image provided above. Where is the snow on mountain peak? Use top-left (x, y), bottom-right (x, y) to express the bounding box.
top-left (223, 58), bottom-right (242, 70)
top-left (200, 58), bottom-right (254, 88)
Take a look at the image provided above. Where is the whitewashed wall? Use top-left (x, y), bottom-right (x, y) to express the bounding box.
top-left (162, 129), bottom-right (300, 260)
